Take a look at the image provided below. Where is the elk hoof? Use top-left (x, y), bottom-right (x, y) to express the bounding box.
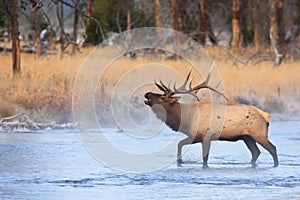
top-left (251, 162), bottom-right (257, 168)
top-left (177, 157), bottom-right (183, 163)
top-left (274, 163), bottom-right (279, 167)
top-left (202, 164), bottom-right (209, 169)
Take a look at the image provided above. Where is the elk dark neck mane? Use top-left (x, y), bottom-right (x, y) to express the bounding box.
top-left (151, 102), bottom-right (181, 132)
top-left (165, 102), bottom-right (181, 131)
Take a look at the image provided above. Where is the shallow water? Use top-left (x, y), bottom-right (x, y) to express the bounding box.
top-left (0, 121), bottom-right (299, 199)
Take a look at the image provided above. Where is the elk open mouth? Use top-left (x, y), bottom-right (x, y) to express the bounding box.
top-left (144, 99), bottom-right (151, 105)
top-left (144, 97), bottom-right (151, 105)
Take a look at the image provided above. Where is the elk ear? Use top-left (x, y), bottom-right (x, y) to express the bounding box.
top-left (170, 96), bottom-right (180, 104)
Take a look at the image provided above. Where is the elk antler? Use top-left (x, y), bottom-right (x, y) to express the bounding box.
top-left (190, 68), bottom-right (228, 100)
top-left (154, 80), bottom-right (173, 95)
top-left (173, 69), bottom-right (199, 100)
top-left (154, 67), bottom-right (228, 101)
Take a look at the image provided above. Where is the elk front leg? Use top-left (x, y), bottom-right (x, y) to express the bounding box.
top-left (177, 137), bottom-right (193, 163)
top-left (202, 138), bottom-right (211, 169)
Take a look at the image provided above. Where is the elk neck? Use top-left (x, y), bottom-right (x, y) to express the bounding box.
top-left (164, 102), bottom-right (181, 132)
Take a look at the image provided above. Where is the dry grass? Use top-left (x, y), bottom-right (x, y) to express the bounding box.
top-left (219, 62), bottom-right (300, 117)
top-left (0, 46), bottom-right (300, 123)
top-left (0, 48), bottom-right (92, 123)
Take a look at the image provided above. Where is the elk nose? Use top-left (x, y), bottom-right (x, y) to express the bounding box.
top-left (144, 92), bottom-right (150, 99)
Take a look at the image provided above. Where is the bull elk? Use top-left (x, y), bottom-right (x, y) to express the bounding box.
top-left (144, 69), bottom-right (278, 168)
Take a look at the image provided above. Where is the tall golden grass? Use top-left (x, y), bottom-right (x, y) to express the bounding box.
top-left (0, 49), bottom-right (92, 122)
top-left (0, 46), bottom-right (299, 123)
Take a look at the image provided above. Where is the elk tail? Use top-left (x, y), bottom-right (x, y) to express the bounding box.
top-left (253, 106), bottom-right (271, 124)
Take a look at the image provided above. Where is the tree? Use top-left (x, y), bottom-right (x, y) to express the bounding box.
top-left (198, 0), bottom-right (217, 46)
top-left (270, 0), bottom-right (284, 67)
top-left (154, 0), bottom-right (163, 44)
top-left (199, 0), bottom-right (207, 45)
top-left (60, 1), bottom-right (64, 55)
top-left (179, 0), bottom-right (187, 33)
top-left (232, 0), bottom-right (240, 50)
top-left (154, 0), bottom-right (162, 28)
top-left (84, 0), bottom-right (155, 45)
top-left (1, 0), bottom-right (104, 74)
top-left (277, 0), bottom-right (285, 62)
top-left (240, 0), bottom-right (248, 48)
top-left (171, 0), bottom-right (179, 58)
top-left (87, 0), bottom-right (94, 25)
top-left (127, 5), bottom-right (131, 31)
top-left (171, 0), bottom-right (179, 32)
top-left (71, 0), bottom-right (80, 55)
top-left (85, 0), bottom-right (133, 44)
top-left (0, 0), bottom-right (10, 41)
top-left (116, 0), bottom-right (132, 31)
top-left (252, 0), bottom-right (260, 51)
top-left (0, 3), bottom-right (6, 31)
top-left (11, 0), bottom-right (20, 74)
top-left (29, 0), bottom-right (42, 58)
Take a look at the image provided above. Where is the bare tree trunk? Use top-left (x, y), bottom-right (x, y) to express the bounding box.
top-left (179, 0), bottom-right (187, 33)
top-left (270, 0), bottom-right (284, 67)
top-left (154, 0), bottom-right (162, 28)
top-left (232, 0), bottom-right (240, 50)
top-left (172, 0), bottom-right (179, 58)
top-left (127, 8), bottom-right (131, 30)
top-left (11, 0), bottom-right (20, 74)
top-left (154, 0), bottom-right (163, 44)
top-left (252, 0), bottom-right (260, 51)
top-left (71, 0), bottom-right (79, 55)
top-left (199, 0), bottom-right (208, 45)
top-left (60, 1), bottom-right (64, 55)
top-left (277, 0), bottom-right (285, 59)
top-left (28, 0), bottom-right (41, 57)
top-left (87, 0), bottom-right (94, 25)
top-left (126, 6), bottom-right (131, 48)
top-left (270, 0), bottom-right (278, 65)
top-left (172, 0), bottom-right (179, 32)
top-left (199, 0), bottom-right (217, 46)
top-left (240, 0), bottom-right (248, 48)
top-left (34, 9), bottom-right (41, 58)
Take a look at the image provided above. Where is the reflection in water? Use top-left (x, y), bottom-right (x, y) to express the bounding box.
top-left (0, 121), bottom-right (300, 199)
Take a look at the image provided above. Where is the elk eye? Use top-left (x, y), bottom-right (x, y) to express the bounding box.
top-left (160, 96), bottom-right (167, 102)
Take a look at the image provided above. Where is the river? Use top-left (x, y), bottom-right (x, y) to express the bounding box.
top-left (0, 121), bottom-right (299, 199)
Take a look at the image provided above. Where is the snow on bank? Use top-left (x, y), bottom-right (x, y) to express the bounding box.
top-left (0, 112), bottom-right (74, 133)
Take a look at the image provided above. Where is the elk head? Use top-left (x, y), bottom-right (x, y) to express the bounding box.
top-left (144, 69), bottom-right (228, 108)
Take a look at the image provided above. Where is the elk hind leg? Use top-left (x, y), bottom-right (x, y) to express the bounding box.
top-left (243, 136), bottom-right (260, 167)
top-left (257, 138), bottom-right (279, 167)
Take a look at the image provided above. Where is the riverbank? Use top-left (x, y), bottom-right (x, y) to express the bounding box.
top-left (0, 46), bottom-right (300, 123)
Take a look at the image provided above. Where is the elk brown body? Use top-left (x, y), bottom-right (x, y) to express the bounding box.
top-left (144, 70), bottom-right (278, 168)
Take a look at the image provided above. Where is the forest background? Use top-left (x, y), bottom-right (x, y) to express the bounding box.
top-left (0, 0), bottom-right (299, 125)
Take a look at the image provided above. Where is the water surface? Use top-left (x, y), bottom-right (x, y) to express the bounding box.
top-left (0, 121), bottom-right (299, 199)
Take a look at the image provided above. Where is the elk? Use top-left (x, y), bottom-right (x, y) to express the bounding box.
top-left (144, 69), bottom-right (278, 168)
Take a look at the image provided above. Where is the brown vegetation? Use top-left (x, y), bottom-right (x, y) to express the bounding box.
top-left (0, 46), bottom-right (300, 123)
top-left (0, 48), bottom-right (90, 123)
